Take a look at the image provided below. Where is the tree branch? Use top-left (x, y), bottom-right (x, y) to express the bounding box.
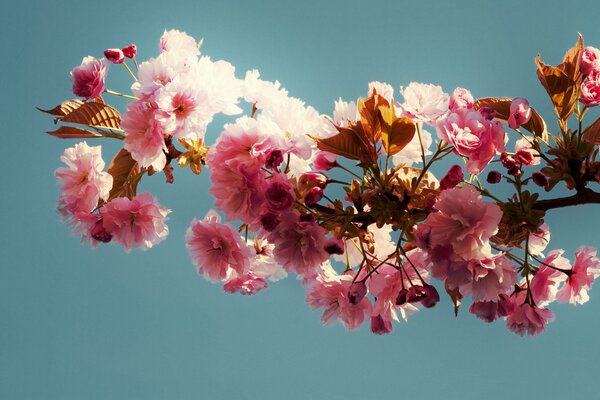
top-left (533, 188), bottom-right (600, 211)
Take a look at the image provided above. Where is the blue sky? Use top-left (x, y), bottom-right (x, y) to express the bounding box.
top-left (2, 1), bottom-right (600, 399)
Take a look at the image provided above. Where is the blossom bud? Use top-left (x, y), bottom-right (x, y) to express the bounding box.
top-left (439, 164), bottom-right (464, 190)
top-left (448, 87), bottom-right (474, 110)
top-left (514, 150), bottom-right (534, 165)
top-left (420, 285), bottom-right (440, 308)
top-left (90, 218), bottom-right (112, 243)
top-left (497, 294), bottom-right (516, 317)
top-left (70, 56), bottom-right (108, 99)
top-left (407, 285), bottom-right (428, 303)
top-left (470, 301), bottom-right (499, 322)
top-left (500, 152), bottom-right (518, 173)
top-left (347, 281), bottom-right (368, 305)
top-left (486, 170), bottom-right (502, 184)
top-left (299, 172), bottom-right (328, 190)
top-left (508, 97), bottom-right (532, 129)
top-left (324, 239), bottom-right (344, 255)
top-left (478, 106), bottom-right (496, 121)
top-left (265, 149), bottom-right (284, 169)
top-left (370, 315), bottom-right (393, 335)
top-left (260, 213), bottom-right (280, 231)
top-left (313, 152), bottom-right (337, 171)
top-left (122, 44), bottom-right (137, 59)
top-left (532, 172), bottom-right (548, 188)
top-left (395, 288), bottom-right (408, 306)
top-left (299, 214), bottom-right (315, 223)
top-left (304, 187), bottom-right (324, 205)
top-left (104, 48), bottom-right (125, 64)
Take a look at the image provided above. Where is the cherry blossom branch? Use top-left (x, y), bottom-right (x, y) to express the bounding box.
top-left (532, 187), bottom-right (600, 211)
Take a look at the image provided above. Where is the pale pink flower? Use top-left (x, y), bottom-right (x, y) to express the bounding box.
top-left (514, 136), bottom-right (540, 166)
top-left (247, 240), bottom-right (288, 281)
top-left (556, 246), bottom-right (600, 305)
top-left (368, 81), bottom-right (394, 102)
top-left (242, 69), bottom-right (289, 111)
top-left (268, 211), bottom-right (328, 276)
top-left (160, 29), bottom-right (201, 56)
top-left (132, 51), bottom-right (193, 101)
top-left (71, 56), bottom-right (108, 99)
top-left (122, 101), bottom-right (167, 171)
top-left (55, 142), bottom-right (113, 217)
top-left (507, 97), bottom-right (532, 129)
top-left (530, 249), bottom-right (568, 306)
top-left (334, 224), bottom-right (397, 267)
top-left (100, 192), bottom-right (170, 252)
top-left (580, 46), bottom-right (600, 75)
top-left (400, 82), bottom-right (449, 125)
top-left (448, 87), bottom-right (474, 110)
top-left (306, 262), bottom-right (372, 330)
top-left (506, 303), bottom-right (555, 336)
top-left (186, 211), bottom-right (251, 282)
top-left (436, 107), bottom-right (507, 175)
top-left (469, 255), bottom-right (517, 302)
top-left (528, 223), bottom-right (550, 256)
top-left (332, 98), bottom-right (358, 128)
top-left (580, 76), bottom-right (600, 107)
top-left (391, 124), bottom-right (432, 166)
top-left (416, 185), bottom-right (502, 260)
top-left (223, 274), bottom-right (268, 295)
top-left (368, 263), bottom-right (421, 325)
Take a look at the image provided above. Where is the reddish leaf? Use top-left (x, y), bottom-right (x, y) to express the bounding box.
top-left (60, 101), bottom-right (121, 130)
top-left (47, 126), bottom-right (101, 139)
top-left (106, 149), bottom-right (140, 201)
top-left (582, 117), bottom-right (600, 145)
top-left (309, 129), bottom-right (365, 161)
top-left (357, 94), bottom-right (389, 143)
top-left (37, 99), bottom-right (85, 116)
top-left (382, 117), bottom-right (416, 155)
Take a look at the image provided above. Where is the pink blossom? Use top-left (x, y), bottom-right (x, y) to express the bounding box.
top-left (265, 173), bottom-right (296, 211)
top-left (368, 81), bottom-right (394, 102)
top-left (580, 76), bottom-right (600, 107)
top-left (160, 29), bottom-right (201, 56)
top-left (514, 136), bottom-right (540, 166)
top-left (470, 293), bottom-right (515, 323)
top-left (439, 164), bottom-right (464, 190)
top-left (268, 211), bottom-right (328, 276)
top-left (242, 69), bottom-right (289, 111)
top-left (416, 185), bottom-right (502, 260)
top-left (556, 246), bottom-right (600, 305)
top-left (528, 223), bottom-right (550, 256)
top-left (131, 52), bottom-right (192, 101)
top-left (530, 249), bottom-right (568, 306)
top-left (334, 224), bottom-right (397, 267)
top-left (70, 56), bottom-right (108, 99)
top-left (223, 274), bottom-right (268, 295)
top-left (506, 303), bottom-right (555, 336)
top-left (436, 108), bottom-right (507, 175)
top-left (100, 192), bottom-right (170, 252)
top-left (104, 48), bottom-right (125, 64)
top-left (508, 97), bottom-right (532, 129)
top-left (185, 211), bottom-right (251, 282)
top-left (448, 87), bottom-right (474, 110)
top-left (469, 255), bottom-right (517, 302)
top-left (247, 240), bottom-right (288, 281)
top-left (306, 262), bottom-right (372, 330)
top-left (55, 142), bottom-right (113, 217)
top-left (313, 151), bottom-right (337, 170)
top-left (400, 82), bottom-right (449, 125)
top-left (122, 101), bottom-right (167, 171)
top-left (580, 46), bottom-right (600, 75)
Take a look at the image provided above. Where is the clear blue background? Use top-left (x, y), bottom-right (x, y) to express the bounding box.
top-left (2, 1), bottom-right (600, 399)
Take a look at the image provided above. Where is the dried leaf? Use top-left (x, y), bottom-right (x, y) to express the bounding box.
top-left (357, 94), bottom-right (389, 142)
top-left (37, 99), bottom-right (85, 116)
top-left (47, 126), bottom-right (101, 139)
top-left (582, 117), bottom-right (600, 145)
top-left (445, 284), bottom-right (463, 317)
top-left (382, 117), bottom-right (416, 155)
top-left (60, 101), bottom-right (121, 130)
top-left (106, 149), bottom-right (139, 201)
top-left (474, 97), bottom-right (548, 142)
top-left (309, 125), bottom-right (372, 162)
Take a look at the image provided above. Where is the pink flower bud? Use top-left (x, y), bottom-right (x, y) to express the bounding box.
top-left (347, 281), bottom-right (368, 305)
top-left (299, 172), bottom-right (328, 190)
top-left (122, 44), bottom-right (137, 59)
top-left (580, 46), bottom-right (600, 76)
top-left (514, 149), bottom-right (534, 165)
top-left (90, 217), bottom-right (112, 243)
top-left (313, 152), bottom-right (337, 171)
top-left (265, 149), bottom-right (284, 169)
top-left (370, 315), bottom-right (393, 335)
top-left (406, 285), bottom-right (428, 303)
top-left (508, 97), bottom-right (532, 129)
top-left (70, 56), bottom-right (108, 99)
top-left (420, 285), bottom-right (440, 308)
top-left (304, 187), bottom-right (323, 205)
top-left (486, 170), bottom-right (502, 184)
top-left (324, 239), bottom-right (344, 255)
top-left (532, 172), bottom-right (548, 188)
top-left (478, 106), bottom-right (496, 120)
top-left (439, 164), bottom-right (464, 190)
top-left (470, 301), bottom-right (499, 322)
top-left (449, 87), bottom-right (474, 110)
top-left (104, 48), bottom-right (125, 64)
top-left (395, 288), bottom-right (409, 306)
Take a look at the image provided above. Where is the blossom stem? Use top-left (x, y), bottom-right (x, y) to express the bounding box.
top-left (105, 89), bottom-right (139, 101)
top-left (122, 62), bottom-right (137, 81)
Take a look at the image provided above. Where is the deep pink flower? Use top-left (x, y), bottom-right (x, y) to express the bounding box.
top-left (416, 185), bottom-right (502, 260)
top-left (470, 293), bottom-right (516, 323)
top-left (104, 48), bottom-right (125, 64)
top-left (448, 87), bottom-right (474, 110)
top-left (185, 211), bottom-right (251, 282)
top-left (304, 187), bottom-right (323, 205)
top-left (580, 76), bottom-right (600, 107)
top-left (55, 142), bottom-right (113, 217)
top-left (439, 164), bottom-right (464, 190)
top-left (556, 246), bottom-right (600, 305)
top-left (580, 46), bottom-right (600, 76)
top-left (436, 108), bottom-right (507, 175)
top-left (370, 314), bottom-right (393, 335)
top-left (469, 255), bottom-right (517, 302)
top-left (100, 192), bottom-right (170, 252)
top-left (514, 136), bottom-right (540, 166)
top-left (507, 98), bottom-right (532, 129)
top-left (506, 303), bottom-right (555, 336)
top-left (268, 211), bottom-right (329, 276)
top-left (306, 262), bottom-right (372, 331)
top-left (70, 56), bottom-right (108, 99)
top-left (122, 101), bottom-right (167, 171)
top-left (122, 44), bottom-right (137, 59)
top-left (313, 151), bottom-right (337, 171)
top-left (265, 173), bottom-right (296, 212)
top-left (223, 274), bottom-right (268, 295)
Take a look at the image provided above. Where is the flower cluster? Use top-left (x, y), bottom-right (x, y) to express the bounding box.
top-left (42, 31), bottom-right (600, 336)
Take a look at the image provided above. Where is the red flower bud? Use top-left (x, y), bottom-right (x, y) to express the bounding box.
top-left (347, 281), bottom-right (367, 305)
top-left (104, 48), bottom-right (125, 64)
top-left (439, 164), bottom-right (464, 190)
top-left (122, 44), bottom-right (137, 59)
top-left (532, 172), bottom-right (548, 188)
top-left (487, 170), bottom-right (502, 184)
